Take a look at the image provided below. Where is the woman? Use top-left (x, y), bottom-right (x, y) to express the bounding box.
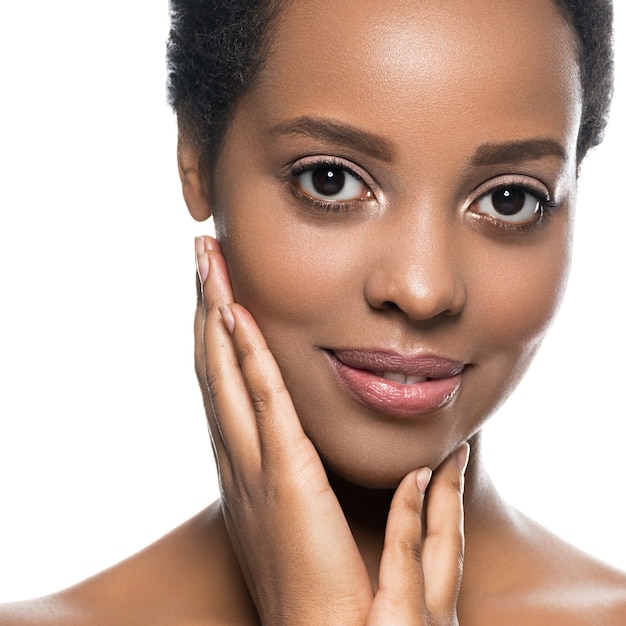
top-left (1, 0), bottom-right (625, 623)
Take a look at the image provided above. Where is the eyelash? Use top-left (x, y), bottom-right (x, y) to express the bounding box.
top-left (288, 159), bottom-right (557, 231)
top-left (468, 180), bottom-right (557, 232)
top-left (288, 157), bottom-right (375, 213)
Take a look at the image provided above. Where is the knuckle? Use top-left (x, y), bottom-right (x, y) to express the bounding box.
top-left (406, 539), bottom-right (425, 565)
top-left (226, 469), bottom-right (286, 512)
top-left (456, 541), bottom-right (465, 570)
top-left (233, 336), bottom-right (259, 365)
top-left (224, 468), bottom-right (263, 508)
top-left (248, 380), bottom-right (288, 418)
top-left (249, 390), bottom-right (270, 415)
top-left (426, 599), bottom-right (458, 626)
top-left (221, 481), bottom-right (254, 512)
top-left (431, 609), bottom-right (459, 626)
top-left (395, 535), bottom-right (424, 564)
top-left (204, 369), bottom-right (222, 399)
top-left (443, 468), bottom-right (463, 493)
top-left (246, 384), bottom-right (276, 417)
top-left (420, 608), bottom-right (439, 625)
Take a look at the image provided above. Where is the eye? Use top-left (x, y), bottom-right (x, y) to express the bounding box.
top-left (474, 185), bottom-right (546, 225)
top-left (293, 161), bottom-right (373, 204)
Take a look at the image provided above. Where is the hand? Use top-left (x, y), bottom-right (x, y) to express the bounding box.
top-left (195, 235), bottom-right (373, 625)
top-left (367, 447), bottom-right (468, 626)
top-left (194, 235), bottom-right (468, 625)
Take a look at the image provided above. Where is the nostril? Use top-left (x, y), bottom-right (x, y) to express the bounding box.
top-left (363, 252), bottom-right (467, 321)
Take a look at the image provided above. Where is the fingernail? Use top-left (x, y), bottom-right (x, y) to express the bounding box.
top-left (196, 251), bottom-right (209, 284)
top-left (195, 236), bottom-right (206, 254)
top-left (416, 467), bottom-right (432, 495)
top-left (456, 442), bottom-right (470, 474)
top-left (219, 305), bottom-right (235, 334)
top-left (204, 235), bottom-right (219, 252)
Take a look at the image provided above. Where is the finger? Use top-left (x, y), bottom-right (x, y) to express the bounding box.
top-left (194, 237), bottom-right (262, 481)
top-left (193, 243), bottom-right (230, 468)
top-left (195, 245), bottom-right (263, 467)
top-left (195, 235), bottom-right (220, 308)
top-left (199, 248), bottom-right (234, 310)
top-left (195, 234), bottom-right (222, 255)
top-left (367, 467), bottom-right (432, 625)
top-left (192, 259), bottom-right (375, 623)
top-left (221, 303), bottom-right (320, 473)
top-left (421, 443), bottom-right (469, 619)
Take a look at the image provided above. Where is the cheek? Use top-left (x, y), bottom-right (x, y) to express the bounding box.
top-left (218, 211), bottom-right (365, 333)
top-left (470, 223), bottom-right (572, 368)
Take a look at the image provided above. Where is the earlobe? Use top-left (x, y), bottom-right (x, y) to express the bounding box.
top-left (177, 138), bottom-right (212, 222)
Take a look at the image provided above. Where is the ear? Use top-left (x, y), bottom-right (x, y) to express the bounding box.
top-left (177, 137), bottom-right (212, 222)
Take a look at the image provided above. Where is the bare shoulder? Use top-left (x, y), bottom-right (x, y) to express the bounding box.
top-left (464, 507), bottom-right (626, 626)
top-left (524, 512), bottom-right (626, 613)
top-left (541, 544), bottom-right (626, 624)
top-left (539, 523), bottom-right (626, 624)
top-left (0, 501), bottom-right (259, 626)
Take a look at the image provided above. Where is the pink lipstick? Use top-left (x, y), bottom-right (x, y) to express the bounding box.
top-left (326, 349), bottom-right (464, 418)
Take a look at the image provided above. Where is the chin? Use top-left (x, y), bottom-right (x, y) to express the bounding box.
top-left (315, 436), bottom-right (455, 491)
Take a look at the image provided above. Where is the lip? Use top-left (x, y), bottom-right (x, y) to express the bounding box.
top-left (325, 349), bottom-right (465, 418)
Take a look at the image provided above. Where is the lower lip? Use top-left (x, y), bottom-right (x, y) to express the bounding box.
top-left (326, 353), bottom-right (462, 418)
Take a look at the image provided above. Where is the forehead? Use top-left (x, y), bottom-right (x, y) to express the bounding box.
top-left (242, 0), bottom-right (582, 164)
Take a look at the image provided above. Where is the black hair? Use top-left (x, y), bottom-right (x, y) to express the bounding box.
top-left (166, 0), bottom-right (282, 162)
top-left (166, 0), bottom-right (614, 165)
top-left (552, 0), bottom-right (614, 162)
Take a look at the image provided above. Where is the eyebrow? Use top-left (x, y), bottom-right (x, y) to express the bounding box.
top-left (270, 118), bottom-right (567, 167)
top-left (470, 138), bottom-right (568, 167)
top-left (270, 117), bottom-right (396, 162)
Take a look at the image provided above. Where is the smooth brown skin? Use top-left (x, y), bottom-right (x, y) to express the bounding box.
top-left (2, 0), bottom-right (626, 624)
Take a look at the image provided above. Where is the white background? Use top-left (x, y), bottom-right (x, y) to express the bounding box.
top-left (0, 2), bottom-right (624, 602)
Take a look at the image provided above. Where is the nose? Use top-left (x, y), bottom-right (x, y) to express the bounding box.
top-left (363, 211), bottom-right (467, 321)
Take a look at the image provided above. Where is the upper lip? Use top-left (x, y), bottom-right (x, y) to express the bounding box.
top-left (329, 349), bottom-right (465, 379)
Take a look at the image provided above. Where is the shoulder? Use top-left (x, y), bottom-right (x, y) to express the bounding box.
top-left (0, 596), bottom-right (80, 626)
top-left (463, 501), bottom-right (626, 626)
top-left (506, 510), bottom-right (626, 625)
top-left (0, 501), bottom-right (259, 626)
top-left (545, 540), bottom-right (626, 624)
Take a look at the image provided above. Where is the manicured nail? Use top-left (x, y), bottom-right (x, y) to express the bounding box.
top-left (196, 252), bottom-right (209, 284)
top-left (456, 442), bottom-right (470, 474)
top-left (219, 305), bottom-right (235, 334)
top-left (195, 236), bottom-right (206, 254)
top-left (204, 235), bottom-right (219, 252)
top-left (416, 467), bottom-right (433, 495)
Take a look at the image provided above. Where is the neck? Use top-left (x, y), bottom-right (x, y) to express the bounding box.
top-left (327, 432), bottom-right (507, 589)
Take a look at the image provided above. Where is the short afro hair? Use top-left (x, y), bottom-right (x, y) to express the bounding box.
top-left (552, 0), bottom-right (614, 162)
top-left (166, 0), bottom-right (283, 162)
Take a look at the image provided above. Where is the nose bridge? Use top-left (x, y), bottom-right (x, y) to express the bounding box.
top-left (364, 202), bottom-right (466, 320)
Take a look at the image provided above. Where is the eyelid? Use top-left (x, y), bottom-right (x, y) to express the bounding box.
top-left (290, 155), bottom-right (380, 200)
top-left (464, 174), bottom-right (556, 231)
top-left (467, 174), bottom-right (554, 209)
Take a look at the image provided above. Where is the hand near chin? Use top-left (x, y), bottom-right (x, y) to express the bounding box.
top-left (366, 448), bottom-right (468, 626)
top-left (195, 235), bottom-right (468, 626)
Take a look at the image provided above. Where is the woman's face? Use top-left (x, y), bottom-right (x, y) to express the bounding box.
top-left (207, 0), bottom-right (582, 487)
